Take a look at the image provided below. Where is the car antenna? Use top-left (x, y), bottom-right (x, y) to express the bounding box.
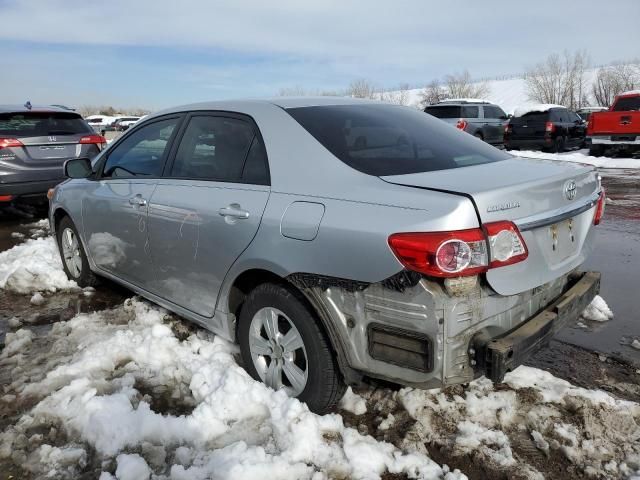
top-left (24, 100), bottom-right (32, 110)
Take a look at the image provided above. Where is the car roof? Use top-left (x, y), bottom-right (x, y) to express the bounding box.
top-left (0, 104), bottom-right (80, 114)
top-left (151, 96), bottom-right (387, 118)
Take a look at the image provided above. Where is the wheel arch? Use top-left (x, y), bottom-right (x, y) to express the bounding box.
top-left (226, 267), bottom-right (358, 384)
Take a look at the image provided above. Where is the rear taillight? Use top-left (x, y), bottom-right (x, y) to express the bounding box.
top-left (456, 119), bottom-right (468, 130)
top-left (388, 221), bottom-right (528, 278)
top-left (484, 221), bottom-right (528, 268)
top-left (79, 134), bottom-right (107, 151)
top-left (545, 121), bottom-right (555, 133)
top-left (593, 188), bottom-right (606, 225)
top-left (0, 138), bottom-right (24, 150)
top-left (504, 123), bottom-right (512, 134)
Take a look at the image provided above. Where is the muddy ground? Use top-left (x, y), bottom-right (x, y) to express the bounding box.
top-left (0, 164), bottom-right (639, 480)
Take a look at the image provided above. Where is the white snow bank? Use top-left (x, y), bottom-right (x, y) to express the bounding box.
top-left (581, 295), bottom-right (614, 322)
top-left (0, 236), bottom-right (77, 294)
top-left (0, 299), bottom-right (458, 480)
top-left (399, 368), bottom-right (640, 478)
top-left (510, 149), bottom-right (640, 169)
top-left (513, 104), bottom-right (564, 117)
top-left (116, 454), bottom-right (151, 480)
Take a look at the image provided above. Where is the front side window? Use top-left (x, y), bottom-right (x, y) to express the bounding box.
top-left (613, 96), bottom-right (640, 111)
top-left (288, 104), bottom-right (510, 176)
top-left (461, 106), bottom-right (479, 118)
top-left (483, 105), bottom-right (507, 119)
top-left (170, 116), bottom-right (255, 182)
top-left (102, 117), bottom-right (179, 178)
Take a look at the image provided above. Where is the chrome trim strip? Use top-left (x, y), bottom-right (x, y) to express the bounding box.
top-left (516, 192), bottom-right (600, 231)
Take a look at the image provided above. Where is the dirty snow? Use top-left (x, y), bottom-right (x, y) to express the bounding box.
top-left (511, 149), bottom-right (640, 169)
top-left (0, 298), bottom-right (458, 480)
top-left (581, 295), bottom-right (614, 322)
top-left (513, 104), bottom-right (565, 117)
top-left (0, 236), bottom-right (77, 294)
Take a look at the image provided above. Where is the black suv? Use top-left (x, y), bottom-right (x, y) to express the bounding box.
top-left (504, 106), bottom-right (586, 152)
top-left (424, 100), bottom-right (508, 147)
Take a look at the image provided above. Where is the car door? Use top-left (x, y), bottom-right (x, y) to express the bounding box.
top-left (481, 105), bottom-right (507, 144)
top-left (146, 113), bottom-right (270, 317)
top-left (568, 111), bottom-right (585, 147)
top-left (81, 115), bottom-right (182, 288)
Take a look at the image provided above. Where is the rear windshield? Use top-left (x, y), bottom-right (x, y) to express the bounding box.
top-left (424, 105), bottom-right (461, 118)
top-left (0, 112), bottom-right (92, 137)
top-left (514, 111), bottom-right (550, 122)
top-left (613, 96), bottom-right (640, 111)
top-left (287, 104), bottom-right (510, 176)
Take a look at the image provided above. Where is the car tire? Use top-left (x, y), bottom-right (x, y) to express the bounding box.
top-left (238, 282), bottom-right (346, 414)
top-left (589, 145), bottom-right (605, 157)
top-left (553, 136), bottom-right (566, 153)
top-left (56, 216), bottom-right (98, 288)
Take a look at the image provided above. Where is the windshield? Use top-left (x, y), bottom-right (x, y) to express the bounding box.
top-left (0, 112), bottom-right (92, 136)
top-left (613, 96), bottom-right (640, 111)
top-left (287, 104), bottom-right (510, 176)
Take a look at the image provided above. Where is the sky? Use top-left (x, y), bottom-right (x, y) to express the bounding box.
top-left (1, 0), bottom-right (639, 110)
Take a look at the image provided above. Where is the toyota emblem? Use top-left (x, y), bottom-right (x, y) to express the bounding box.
top-left (563, 180), bottom-right (577, 200)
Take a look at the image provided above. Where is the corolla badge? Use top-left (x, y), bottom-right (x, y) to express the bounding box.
top-left (487, 201), bottom-right (520, 213)
top-left (563, 180), bottom-right (577, 200)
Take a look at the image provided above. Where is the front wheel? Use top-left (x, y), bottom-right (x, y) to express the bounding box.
top-left (238, 283), bottom-right (345, 413)
top-left (56, 216), bottom-right (98, 287)
top-left (589, 145), bottom-right (605, 157)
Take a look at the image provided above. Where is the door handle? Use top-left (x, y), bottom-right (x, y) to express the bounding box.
top-left (219, 204), bottom-right (249, 219)
top-left (128, 195), bottom-right (147, 207)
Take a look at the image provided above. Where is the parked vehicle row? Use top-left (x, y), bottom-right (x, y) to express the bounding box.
top-left (424, 100), bottom-right (593, 153)
top-left (50, 97), bottom-right (603, 412)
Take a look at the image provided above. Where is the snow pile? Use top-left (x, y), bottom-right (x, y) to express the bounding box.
top-left (511, 149), bottom-right (640, 169)
top-left (513, 104), bottom-right (565, 117)
top-left (581, 295), bottom-right (614, 322)
top-left (398, 368), bottom-right (640, 479)
top-left (339, 387), bottom-right (368, 415)
top-left (0, 236), bottom-right (77, 294)
top-left (0, 298), bottom-right (459, 480)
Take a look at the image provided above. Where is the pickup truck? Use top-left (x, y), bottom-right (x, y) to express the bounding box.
top-left (587, 90), bottom-right (640, 156)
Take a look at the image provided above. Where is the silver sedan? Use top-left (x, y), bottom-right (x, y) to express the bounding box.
top-left (50, 97), bottom-right (604, 413)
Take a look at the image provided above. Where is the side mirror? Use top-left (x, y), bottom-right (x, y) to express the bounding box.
top-left (64, 158), bottom-right (93, 178)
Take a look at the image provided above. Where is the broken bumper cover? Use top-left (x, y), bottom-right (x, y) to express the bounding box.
top-left (479, 271), bottom-right (600, 383)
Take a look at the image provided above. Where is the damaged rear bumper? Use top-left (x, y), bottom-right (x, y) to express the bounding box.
top-left (476, 271), bottom-right (600, 383)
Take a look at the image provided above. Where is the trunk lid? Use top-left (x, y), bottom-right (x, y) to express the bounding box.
top-left (381, 156), bottom-right (600, 295)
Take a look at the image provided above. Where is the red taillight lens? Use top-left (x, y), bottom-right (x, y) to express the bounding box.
top-left (389, 222), bottom-right (528, 278)
top-left (504, 123), bottom-right (512, 134)
top-left (388, 229), bottom-right (488, 278)
top-left (456, 119), bottom-right (468, 130)
top-left (593, 188), bottom-right (606, 225)
top-left (484, 221), bottom-right (528, 267)
top-left (0, 138), bottom-right (24, 149)
top-left (79, 134), bottom-right (107, 151)
top-left (545, 121), bottom-right (555, 133)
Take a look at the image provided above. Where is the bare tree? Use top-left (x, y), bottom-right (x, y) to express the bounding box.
top-left (418, 80), bottom-right (447, 107)
top-left (443, 70), bottom-right (490, 99)
top-left (278, 85), bottom-right (308, 96)
top-left (381, 83), bottom-right (412, 105)
top-left (346, 78), bottom-right (378, 99)
top-left (592, 63), bottom-right (640, 107)
top-left (525, 50), bottom-right (590, 109)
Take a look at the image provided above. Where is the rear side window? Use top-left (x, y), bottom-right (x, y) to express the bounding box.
top-left (103, 117), bottom-right (179, 178)
top-left (287, 104), bottom-right (510, 176)
top-left (483, 105), bottom-right (507, 119)
top-left (0, 112), bottom-right (92, 137)
top-left (613, 96), bottom-right (640, 111)
top-left (460, 106), bottom-right (479, 118)
top-left (170, 116), bottom-right (255, 182)
top-left (424, 106), bottom-right (461, 118)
